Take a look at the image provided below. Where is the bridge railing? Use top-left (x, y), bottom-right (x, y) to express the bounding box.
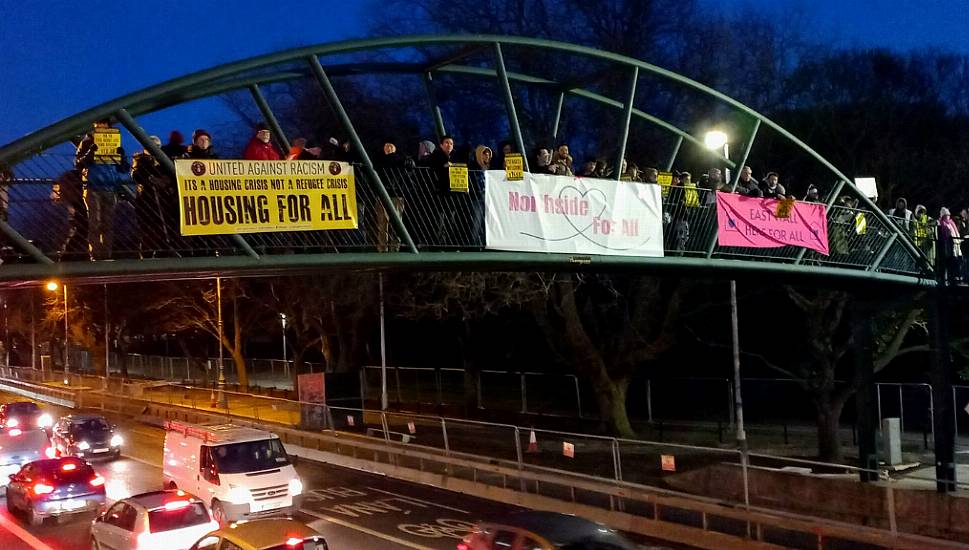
top-left (2, 153), bottom-right (930, 277)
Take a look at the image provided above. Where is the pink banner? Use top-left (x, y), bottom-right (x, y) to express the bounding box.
top-left (716, 193), bottom-right (829, 255)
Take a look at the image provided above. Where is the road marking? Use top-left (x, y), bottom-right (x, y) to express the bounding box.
top-left (0, 512), bottom-right (55, 550)
top-left (121, 453), bottom-right (159, 468)
top-left (301, 508), bottom-right (436, 550)
top-left (365, 486), bottom-right (469, 514)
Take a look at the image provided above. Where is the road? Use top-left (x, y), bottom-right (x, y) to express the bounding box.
top-left (0, 391), bottom-right (690, 550)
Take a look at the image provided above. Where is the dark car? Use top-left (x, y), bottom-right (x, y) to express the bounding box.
top-left (0, 402), bottom-right (53, 431)
top-left (51, 414), bottom-right (123, 460)
top-left (5, 457), bottom-right (106, 525)
top-left (459, 511), bottom-right (640, 550)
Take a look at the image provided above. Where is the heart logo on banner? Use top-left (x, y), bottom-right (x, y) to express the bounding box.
top-left (558, 185), bottom-right (608, 235)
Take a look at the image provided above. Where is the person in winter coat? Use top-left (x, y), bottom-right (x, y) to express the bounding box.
top-left (131, 135), bottom-right (170, 256)
top-left (374, 140), bottom-right (413, 252)
top-left (183, 129), bottom-right (218, 159)
top-left (888, 197), bottom-right (913, 231)
top-left (549, 144), bottom-right (573, 176)
top-left (75, 120), bottom-right (129, 260)
top-left (243, 124), bottom-right (280, 161)
top-left (161, 130), bottom-right (187, 160)
top-left (939, 207), bottom-right (962, 281)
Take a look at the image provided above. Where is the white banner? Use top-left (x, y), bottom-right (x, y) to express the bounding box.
top-left (485, 171), bottom-right (664, 257)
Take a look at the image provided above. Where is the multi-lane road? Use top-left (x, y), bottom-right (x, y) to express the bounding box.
top-left (0, 391), bottom-right (689, 550)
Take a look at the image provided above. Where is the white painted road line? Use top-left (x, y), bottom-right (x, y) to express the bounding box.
top-left (301, 508), bottom-right (437, 550)
top-left (365, 486), bottom-right (469, 515)
top-left (0, 513), bottom-right (55, 550)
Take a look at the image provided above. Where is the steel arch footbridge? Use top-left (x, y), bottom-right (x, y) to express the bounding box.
top-left (0, 35), bottom-right (938, 288)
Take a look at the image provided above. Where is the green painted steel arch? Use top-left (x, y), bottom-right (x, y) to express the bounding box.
top-left (0, 34), bottom-right (935, 286)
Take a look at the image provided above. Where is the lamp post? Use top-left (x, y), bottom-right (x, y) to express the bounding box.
top-left (216, 277), bottom-right (226, 409)
top-left (279, 313), bottom-right (288, 377)
top-left (46, 281), bottom-right (69, 382)
top-left (704, 130), bottom-right (745, 450)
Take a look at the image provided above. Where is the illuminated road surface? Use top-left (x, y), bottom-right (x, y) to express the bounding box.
top-left (0, 391), bottom-right (689, 550)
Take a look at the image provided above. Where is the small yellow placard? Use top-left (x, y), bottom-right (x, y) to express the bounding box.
top-left (93, 128), bottom-right (122, 164)
top-left (504, 154), bottom-right (524, 181)
top-left (657, 172), bottom-right (673, 197)
top-left (449, 163), bottom-right (469, 193)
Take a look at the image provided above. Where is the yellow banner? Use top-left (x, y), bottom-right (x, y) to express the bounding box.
top-left (449, 163), bottom-right (469, 193)
top-left (93, 128), bottom-right (122, 164)
top-left (175, 159), bottom-right (357, 236)
top-left (504, 154), bottom-right (524, 181)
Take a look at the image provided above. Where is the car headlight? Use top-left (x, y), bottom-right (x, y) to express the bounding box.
top-left (38, 414), bottom-right (53, 428)
top-left (77, 441), bottom-right (90, 450)
top-left (226, 486), bottom-right (250, 504)
top-left (288, 478), bottom-right (303, 496)
top-left (6, 419), bottom-right (17, 428)
top-left (110, 434), bottom-right (123, 447)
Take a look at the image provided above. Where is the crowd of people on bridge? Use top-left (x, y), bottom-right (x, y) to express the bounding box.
top-left (9, 119), bottom-right (960, 281)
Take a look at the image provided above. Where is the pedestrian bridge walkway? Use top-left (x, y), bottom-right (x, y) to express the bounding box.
top-left (0, 35), bottom-right (938, 288)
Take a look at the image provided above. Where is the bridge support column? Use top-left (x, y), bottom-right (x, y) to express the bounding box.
top-left (614, 67), bottom-right (639, 181)
top-left (550, 92), bottom-right (565, 143)
top-left (422, 72), bottom-right (446, 143)
top-left (493, 43), bottom-right (529, 172)
top-left (664, 136), bottom-right (683, 172)
top-left (929, 268), bottom-right (957, 492)
top-left (307, 55), bottom-right (418, 254)
top-left (852, 304), bottom-right (878, 482)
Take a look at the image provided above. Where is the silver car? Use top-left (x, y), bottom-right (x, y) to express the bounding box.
top-left (91, 490), bottom-right (219, 550)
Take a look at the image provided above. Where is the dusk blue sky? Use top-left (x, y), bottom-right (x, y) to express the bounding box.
top-left (2, 0), bottom-right (968, 148)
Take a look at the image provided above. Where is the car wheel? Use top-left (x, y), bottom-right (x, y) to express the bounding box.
top-left (27, 506), bottom-right (42, 527)
top-left (211, 500), bottom-right (227, 527)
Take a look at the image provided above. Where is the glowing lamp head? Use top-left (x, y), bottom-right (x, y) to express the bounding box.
top-left (45, 281), bottom-right (59, 292)
top-left (703, 130), bottom-right (728, 151)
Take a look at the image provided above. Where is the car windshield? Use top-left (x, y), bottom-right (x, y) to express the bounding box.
top-left (7, 403), bottom-right (39, 416)
top-left (73, 418), bottom-right (111, 434)
top-left (148, 501), bottom-right (210, 533)
top-left (210, 439), bottom-right (289, 474)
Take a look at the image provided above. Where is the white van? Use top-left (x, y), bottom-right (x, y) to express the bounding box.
top-left (162, 421), bottom-right (303, 525)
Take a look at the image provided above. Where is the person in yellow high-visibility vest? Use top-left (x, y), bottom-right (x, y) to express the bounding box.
top-left (854, 211), bottom-right (867, 235)
top-left (912, 204), bottom-right (935, 264)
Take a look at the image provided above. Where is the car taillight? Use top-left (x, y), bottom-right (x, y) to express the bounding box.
top-left (163, 499), bottom-right (190, 511)
top-left (90, 475), bottom-right (105, 487)
top-left (33, 483), bottom-right (54, 495)
top-left (44, 447), bottom-right (56, 458)
top-left (457, 544), bottom-right (470, 550)
top-left (61, 463), bottom-right (77, 471)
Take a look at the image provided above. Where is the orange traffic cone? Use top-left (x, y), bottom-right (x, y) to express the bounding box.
top-left (526, 430), bottom-right (538, 453)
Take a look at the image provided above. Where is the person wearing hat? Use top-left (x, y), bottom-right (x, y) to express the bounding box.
top-left (183, 129), bottom-right (218, 159)
top-left (243, 123), bottom-right (280, 161)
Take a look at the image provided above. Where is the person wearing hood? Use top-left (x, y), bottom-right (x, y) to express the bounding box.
top-left (939, 207), bottom-right (963, 281)
top-left (161, 130), bottom-right (187, 160)
top-left (416, 140), bottom-right (436, 167)
top-left (243, 123), bottom-right (280, 161)
top-left (183, 129), bottom-right (218, 159)
top-left (493, 140), bottom-right (513, 169)
top-left (888, 197), bottom-right (913, 231)
top-left (469, 145), bottom-right (493, 247)
top-left (804, 184), bottom-right (820, 202)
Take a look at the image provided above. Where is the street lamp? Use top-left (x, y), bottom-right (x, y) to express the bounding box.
top-left (704, 131), bottom-right (745, 451)
top-left (45, 281), bottom-right (68, 383)
top-left (279, 313), bottom-right (288, 377)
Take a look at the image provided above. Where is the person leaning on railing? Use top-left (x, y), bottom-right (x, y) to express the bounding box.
top-left (938, 207), bottom-right (962, 282)
top-left (374, 140), bottom-right (412, 252)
